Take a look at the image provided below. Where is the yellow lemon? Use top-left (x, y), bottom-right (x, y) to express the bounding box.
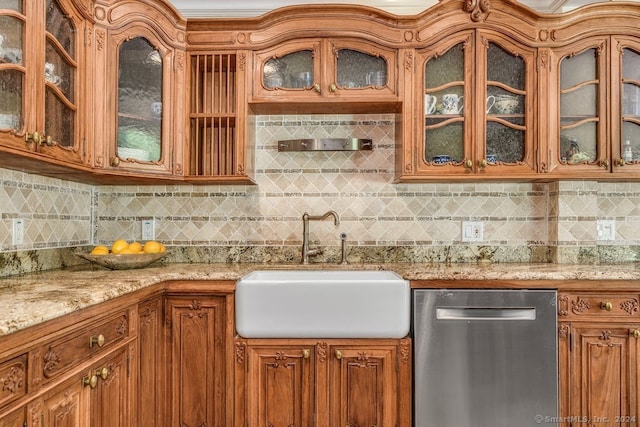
top-left (128, 241), bottom-right (143, 253)
top-left (90, 245), bottom-right (109, 255)
top-left (159, 243), bottom-right (166, 253)
top-left (118, 247), bottom-right (137, 255)
top-left (143, 240), bottom-right (162, 254)
top-left (111, 239), bottom-right (129, 254)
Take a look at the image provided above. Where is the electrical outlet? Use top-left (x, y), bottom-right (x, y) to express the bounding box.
top-left (12, 218), bottom-right (24, 245)
top-left (597, 219), bottom-right (616, 241)
top-left (141, 219), bottom-right (155, 241)
top-left (462, 221), bottom-right (483, 242)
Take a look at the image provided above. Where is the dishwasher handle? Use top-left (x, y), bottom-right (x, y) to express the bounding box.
top-left (436, 307), bottom-right (536, 321)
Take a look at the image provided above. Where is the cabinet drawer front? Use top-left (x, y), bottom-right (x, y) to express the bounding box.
top-left (39, 311), bottom-right (129, 382)
top-left (0, 354), bottom-right (27, 409)
top-left (558, 293), bottom-right (640, 320)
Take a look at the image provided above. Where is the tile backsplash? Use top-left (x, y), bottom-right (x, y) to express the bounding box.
top-left (1, 113), bottom-right (640, 275)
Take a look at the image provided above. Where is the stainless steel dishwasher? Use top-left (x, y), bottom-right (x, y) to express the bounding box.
top-left (413, 289), bottom-right (558, 427)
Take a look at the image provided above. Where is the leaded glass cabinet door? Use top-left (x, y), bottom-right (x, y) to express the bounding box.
top-left (420, 33), bottom-right (473, 176)
top-left (551, 39), bottom-right (608, 175)
top-left (38, 0), bottom-right (83, 163)
top-left (479, 35), bottom-right (536, 175)
top-left (116, 37), bottom-right (163, 165)
top-left (254, 40), bottom-right (322, 99)
top-left (0, 0), bottom-right (25, 147)
top-left (330, 40), bottom-right (397, 97)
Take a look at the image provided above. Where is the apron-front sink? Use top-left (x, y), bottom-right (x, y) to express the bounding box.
top-left (235, 270), bottom-right (410, 338)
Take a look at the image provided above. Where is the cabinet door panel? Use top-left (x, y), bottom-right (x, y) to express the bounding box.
top-left (328, 345), bottom-right (397, 427)
top-left (136, 297), bottom-right (163, 427)
top-left (245, 345), bottom-right (314, 427)
top-left (90, 347), bottom-right (129, 427)
top-left (166, 296), bottom-right (228, 427)
top-left (561, 324), bottom-right (640, 427)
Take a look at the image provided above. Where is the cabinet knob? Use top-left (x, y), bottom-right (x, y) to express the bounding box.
top-left (329, 83), bottom-right (337, 93)
top-left (600, 159), bottom-right (610, 169)
top-left (630, 329), bottom-right (640, 339)
top-left (616, 158), bottom-right (626, 167)
top-left (463, 159), bottom-right (473, 169)
top-left (110, 157), bottom-right (121, 167)
top-left (313, 83), bottom-right (321, 94)
top-left (95, 367), bottom-right (109, 380)
top-left (41, 135), bottom-right (54, 146)
top-left (25, 131), bottom-right (42, 145)
top-left (89, 334), bottom-right (105, 348)
top-left (600, 301), bottom-right (613, 311)
top-left (302, 349), bottom-right (311, 359)
top-left (479, 159), bottom-right (488, 169)
top-left (82, 374), bottom-right (98, 389)
top-left (335, 350), bottom-right (342, 360)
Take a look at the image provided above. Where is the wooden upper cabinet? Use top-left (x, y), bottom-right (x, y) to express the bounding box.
top-left (251, 38), bottom-right (398, 108)
top-left (398, 29), bottom-right (537, 180)
top-left (0, 0), bottom-right (87, 165)
top-left (90, 0), bottom-right (186, 179)
top-left (544, 37), bottom-right (610, 177)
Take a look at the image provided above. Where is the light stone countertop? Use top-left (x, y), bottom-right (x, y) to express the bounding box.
top-left (2, 261), bottom-right (640, 337)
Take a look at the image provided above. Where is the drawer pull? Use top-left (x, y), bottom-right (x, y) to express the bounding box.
top-left (96, 367), bottom-right (109, 380)
top-left (89, 334), bottom-right (105, 348)
top-left (302, 349), bottom-right (311, 359)
top-left (601, 302), bottom-right (613, 311)
top-left (631, 329), bottom-right (640, 339)
top-left (83, 374), bottom-right (98, 389)
top-left (335, 350), bottom-right (342, 360)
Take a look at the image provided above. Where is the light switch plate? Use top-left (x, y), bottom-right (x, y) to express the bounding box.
top-left (597, 219), bottom-right (615, 241)
top-left (461, 221), bottom-right (483, 242)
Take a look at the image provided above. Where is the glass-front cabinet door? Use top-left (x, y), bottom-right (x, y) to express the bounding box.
top-left (547, 38), bottom-right (609, 176)
top-left (252, 39), bottom-right (396, 100)
top-left (103, 25), bottom-right (176, 175)
top-left (613, 37), bottom-right (640, 173)
top-left (0, 0), bottom-right (84, 164)
top-left (414, 31), bottom-right (536, 177)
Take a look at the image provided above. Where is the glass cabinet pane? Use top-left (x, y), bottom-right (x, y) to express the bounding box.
top-left (621, 47), bottom-right (640, 163)
top-left (0, 1), bottom-right (22, 12)
top-left (336, 49), bottom-right (386, 88)
top-left (0, 12), bottom-right (22, 130)
top-left (0, 15), bottom-right (23, 64)
top-left (424, 43), bottom-right (465, 163)
top-left (263, 50), bottom-right (313, 89)
top-left (117, 37), bottom-right (162, 162)
top-left (559, 48), bottom-right (599, 164)
top-left (45, 0), bottom-right (75, 147)
top-left (486, 42), bottom-right (525, 164)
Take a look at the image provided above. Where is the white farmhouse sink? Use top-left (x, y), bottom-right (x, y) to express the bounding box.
top-left (235, 270), bottom-right (410, 338)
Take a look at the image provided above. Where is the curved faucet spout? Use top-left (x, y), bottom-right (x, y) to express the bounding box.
top-left (301, 210), bottom-right (341, 264)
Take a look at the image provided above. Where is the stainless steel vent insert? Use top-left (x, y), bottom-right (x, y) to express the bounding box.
top-left (277, 138), bottom-right (373, 152)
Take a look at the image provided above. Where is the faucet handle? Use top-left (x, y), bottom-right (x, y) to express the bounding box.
top-left (339, 232), bottom-right (349, 265)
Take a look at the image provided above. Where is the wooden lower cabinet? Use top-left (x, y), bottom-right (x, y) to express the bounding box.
top-left (165, 294), bottom-right (234, 427)
top-left (234, 338), bottom-right (412, 427)
top-left (136, 297), bottom-right (164, 427)
top-left (558, 292), bottom-right (640, 427)
top-left (0, 408), bottom-right (25, 427)
top-left (25, 345), bottom-right (130, 427)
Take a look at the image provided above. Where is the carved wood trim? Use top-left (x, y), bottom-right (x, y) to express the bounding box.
top-left (235, 341), bottom-right (246, 364)
top-left (399, 340), bottom-right (410, 364)
top-left (463, 0), bottom-right (491, 22)
top-left (571, 297), bottom-right (590, 314)
top-left (620, 298), bottom-right (639, 315)
top-left (557, 295), bottom-right (569, 317)
top-left (317, 342), bottom-right (327, 363)
top-left (558, 323), bottom-right (570, 339)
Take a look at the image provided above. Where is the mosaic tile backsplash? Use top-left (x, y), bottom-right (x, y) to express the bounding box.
top-left (2, 113), bottom-right (640, 276)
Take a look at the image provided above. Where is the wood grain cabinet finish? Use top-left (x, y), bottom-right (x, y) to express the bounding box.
top-left (234, 338), bottom-right (412, 427)
top-left (90, 0), bottom-right (186, 180)
top-left (558, 292), bottom-right (640, 427)
top-left (165, 295), bottom-right (234, 427)
top-left (0, 0), bottom-right (90, 169)
top-left (136, 297), bottom-right (164, 427)
top-left (251, 39), bottom-right (399, 105)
